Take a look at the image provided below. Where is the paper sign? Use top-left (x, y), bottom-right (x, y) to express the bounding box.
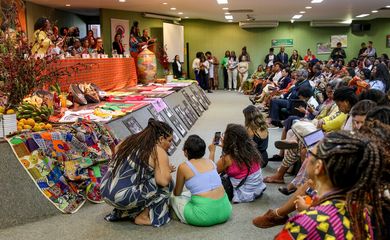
top-left (152, 99), bottom-right (167, 113)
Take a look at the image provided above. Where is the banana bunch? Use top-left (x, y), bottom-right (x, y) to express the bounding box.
top-left (17, 102), bottom-right (54, 122)
top-left (23, 95), bottom-right (44, 108)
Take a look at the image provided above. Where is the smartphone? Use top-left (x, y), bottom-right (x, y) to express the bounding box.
top-left (305, 187), bottom-right (317, 197)
top-left (214, 132), bottom-right (221, 145)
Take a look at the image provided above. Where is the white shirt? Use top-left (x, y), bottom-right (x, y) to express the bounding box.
top-left (208, 59), bottom-right (214, 78)
top-left (268, 55), bottom-right (275, 67)
top-left (192, 58), bottom-right (200, 71)
top-left (272, 70), bottom-right (282, 84)
top-left (176, 61), bottom-right (182, 72)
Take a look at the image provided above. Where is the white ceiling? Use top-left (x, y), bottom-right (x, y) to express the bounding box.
top-left (28, 0), bottom-right (390, 22)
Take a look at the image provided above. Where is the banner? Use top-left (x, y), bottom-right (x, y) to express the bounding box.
top-left (110, 19), bottom-right (129, 54)
top-left (271, 39), bottom-right (293, 47)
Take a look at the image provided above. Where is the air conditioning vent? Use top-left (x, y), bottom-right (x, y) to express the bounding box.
top-left (239, 20), bottom-right (279, 28)
top-left (310, 20), bottom-right (350, 27)
top-left (228, 9), bottom-right (254, 13)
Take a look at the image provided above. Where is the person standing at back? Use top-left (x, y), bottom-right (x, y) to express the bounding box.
top-left (206, 51), bottom-right (219, 90)
top-left (265, 48), bottom-right (276, 67)
top-left (330, 42), bottom-right (346, 61)
top-left (276, 46), bottom-right (289, 67)
top-left (172, 55), bottom-right (183, 79)
top-left (221, 50), bottom-right (230, 90)
top-left (228, 51), bottom-right (238, 91)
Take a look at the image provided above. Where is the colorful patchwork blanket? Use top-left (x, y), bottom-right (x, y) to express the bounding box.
top-left (7, 120), bottom-right (117, 213)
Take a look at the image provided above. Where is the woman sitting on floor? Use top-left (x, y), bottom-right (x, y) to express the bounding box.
top-left (243, 105), bottom-right (269, 167)
top-left (209, 124), bottom-right (266, 203)
top-left (100, 119), bottom-right (175, 227)
top-left (171, 135), bottom-right (232, 227)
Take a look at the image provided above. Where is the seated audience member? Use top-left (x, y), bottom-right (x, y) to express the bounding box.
top-left (358, 42), bottom-right (367, 57)
top-left (67, 38), bottom-right (83, 56)
top-left (350, 100), bottom-right (377, 131)
top-left (268, 69), bottom-right (311, 128)
top-left (172, 55), bottom-right (183, 79)
top-left (369, 63), bottom-right (389, 93)
top-left (243, 105), bottom-right (269, 167)
top-left (318, 86), bottom-right (358, 131)
top-left (253, 105), bottom-right (390, 233)
top-left (360, 40), bottom-right (376, 58)
top-left (288, 50), bottom-right (302, 67)
top-left (274, 131), bottom-right (387, 239)
top-left (94, 37), bottom-right (104, 54)
top-left (209, 124), bottom-right (267, 203)
top-left (303, 48), bottom-right (316, 62)
top-left (101, 119), bottom-right (175, 227)
top-left (81, 38), bottom-right (91, 54)
top-left (171, 135), bottom-right (232, 227)
top-left (112, 33), bottom-right (124, 55)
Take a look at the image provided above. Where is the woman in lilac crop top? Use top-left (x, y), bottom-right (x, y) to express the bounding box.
top-left (209, 124), bottom-right (267, 203)
top-left (171, 135), bottom-right (232, 226)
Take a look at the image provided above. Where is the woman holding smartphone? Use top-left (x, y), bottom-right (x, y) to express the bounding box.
top-left (209, 124), bottom-right (266, 203)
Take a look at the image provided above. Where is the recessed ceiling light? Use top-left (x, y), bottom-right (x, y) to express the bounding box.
top-left (162, 2), bottom-right (168, 5)
top-left (225, 15), bottom-right (233, 20)
top-left (118, 0), bottom-right (126, 2)
top-left (300, 11), bottom-right (306, 14)
top-left (178, 12), bottom-right (183, 15)
top-left (65, 4), bottom-right (71, 7)
top-left (228, 20), bottom-right (233, 22)
top-left (290, 19), bottom-right (295, 23)
top-left (217, 0), bottom-right (228, 4)
top-left (371, 10), bottom-right (378, 13)
top-left (170, 7), bottom-right (176, 10)
top-left (311, 0), bottom-right (323, 3)
top-left (184, 16), bottom-right (189, 19)
top-left (224, 12), bottom-right (231, 15)
top-left (292, 14), bottom-right (303, 19)
top-left (222, 7), bottom-right (229, 10)
top-left (305, 6), bottom-right (312, 9)
top-left (356, 13), bottom-right (370, 18)
top-left (386, 5), bottom-right (390, 8)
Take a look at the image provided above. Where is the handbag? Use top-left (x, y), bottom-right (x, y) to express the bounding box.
top-left (220, 168), bottom-right (250, 201)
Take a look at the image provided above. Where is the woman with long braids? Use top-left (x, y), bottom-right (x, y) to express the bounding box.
top-left (275, 130), bottom-right (388, 239)
top-left (101, 119), bottom-right (175, 227)
top-left (209, 124), bottom-right (266, 203)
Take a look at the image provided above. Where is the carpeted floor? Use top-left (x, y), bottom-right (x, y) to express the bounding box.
top-left (0, 91), bottom-right (292, 240)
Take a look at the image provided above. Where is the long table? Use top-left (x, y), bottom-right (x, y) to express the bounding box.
top-left (54, 58), bottom-right (138, 91)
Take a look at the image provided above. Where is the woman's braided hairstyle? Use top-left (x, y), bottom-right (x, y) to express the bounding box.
top-left (316, 130), bottom-right (388, 238)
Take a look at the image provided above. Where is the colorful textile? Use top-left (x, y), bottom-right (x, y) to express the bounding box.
top-left (275, 199), bottom-right (374, 240)
top-left (100, 158), bottom-right (173, 227)
top-left (7, 120), bottom-right (116, 213)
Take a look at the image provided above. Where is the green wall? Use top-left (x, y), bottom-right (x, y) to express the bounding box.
top-left (26, 4), bottom-right (390, 83)
top-left (25, 2), bottom-right (87, 42)
top-left (182, 19), bottom-right (390, 83)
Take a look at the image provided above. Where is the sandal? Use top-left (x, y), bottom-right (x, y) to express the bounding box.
top-left (278, 186), bottom-right (297, 196)
top-left (264, 176), bottom-right (285, 184)
top-left (269, 154), bottom-right (283, 162)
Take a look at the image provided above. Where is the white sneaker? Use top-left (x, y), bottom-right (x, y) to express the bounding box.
top-left (228, 89), bottom-right (231, 91)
